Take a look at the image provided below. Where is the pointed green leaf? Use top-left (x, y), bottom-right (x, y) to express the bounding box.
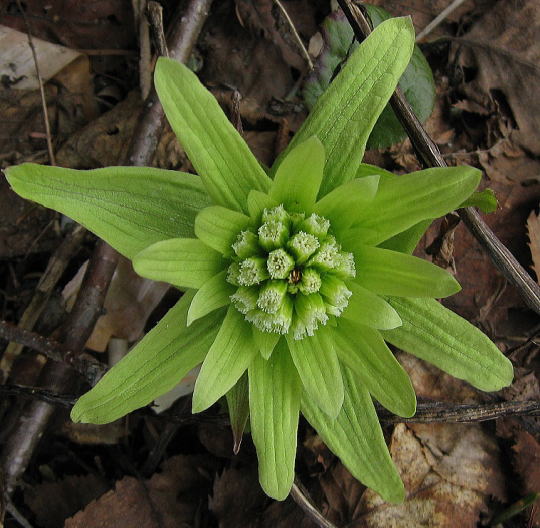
top-left (277, 17), bottom-right (415, 196)
top-left (382, 297), bottom-right (514, 391)
top-left (249, 343), bottom-right (301, 500)
top-left (192, 306), bottom-right (258, 412)
top-left (286, 327), bottom-right (343, 418)
top-left (379, 219), bottom-right (432, 254)
top-left (133, 238), bottom-right (224, 289)
top-left (343, 282), bottom-right (402, 329)
top-left (187, 270), bottom-right (234, 325)
top-left (247, 190), bottom-right (278, 223)
top-left (352, 166), bottom-right (481, 245)
top-left (350, 245), bottom-right (460, 298)
top-left (252, 327), bottom-right (281, 360)
top-left (335, 320), bottom-right (416, 417)
top-left (313, 176), bottom-right (379, 233)
top-left (461, 188), bottom-right (498, 213)
top-left (71, 291), bottom-right (223, 424)
top-left (195, 206), bottom-right (252, 256)
top-left (154, 58), bottom-right (271, 213)
top-left (5, 163), bottom-right (210, 259)
top-left (302, 366), bottom-right (405, 503)
top-left (270, 137), bottom-right (325, 212)
top-left (226, 372), bottom-right (250, 454)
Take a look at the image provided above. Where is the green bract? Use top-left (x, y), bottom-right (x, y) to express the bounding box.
top-left (4, 17), bottom-right (513, 503)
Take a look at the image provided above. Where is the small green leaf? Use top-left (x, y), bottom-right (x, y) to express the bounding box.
top-left (342, 282), bottom-right (402, 329)
top-left (187, 270), bottom-right (234, 325)
top-left (226, 372), bottom-right (250, 454)
top-left (286, 327), bottom-right (344, 418)
top-left (4, 164), bottom-right (210, 259)
top-left (334, 320), bottom-right (416, 417)
top-left (249, 343), bottom-right (301, 500)
top-left (270, 136), bottom-right (325, 212)
top-left (71, 291), bottom-right (224, 424)
top-left (252, 327), bottom-right (281, 360)
top-left (379, 219), bottom-right (432, 254)
top-left (313, 176), bottom-right (379, 233)
top-left (382, 297), bottom-right (514, 391)
top-left (247, 190), bottom-right (278, 223)
top-left (192, 306), bottom-right (258, 412)
top-left (303, 6), bottom-right (435, 150)
top-left (351, 166), bottom-right (481, 245)
top-left (154, 58), bottom-right (271, 213)
top-left (349, 245), bottom-right (461, 298)
top-left (278, 17), bottom-right (415, 196)
top-left (461, 188), bottom-right (498, 213)
top-left (133, 238), bottom-right (224, 289)
top-left (302, 366), bottom-right (405, 503)
top-left (195, 206), bottom-right (252, 256)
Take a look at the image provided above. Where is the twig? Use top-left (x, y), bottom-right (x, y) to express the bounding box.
top-left (291, 480), bottom-right (338, 528)
top-left (378, 400), bottom-right (540, 423)
top-left (6, 499), bottom-right (34, 528)
top-left (273, 0), bottom-right (314, 70)
top-left (128, 0), bottom-right (214, 166)
top-left (0, 385), bottom-right (76, 407)
top-left (0, 224), bottom-right (86, 382)
top-left (415, 0), bottom-right (468, 42)
top-left (15, 0), bottom-right (55, 166)
top-left (337, 0), bottom-right (540, 316)
top-left (147, 1), bottom-right (169, 58)
top-left (0, 321), bottom-right (107, 385)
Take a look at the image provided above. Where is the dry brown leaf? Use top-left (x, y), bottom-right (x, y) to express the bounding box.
top-left (66, 455), bottom-right (216, 528)
top-left (24, 474), bottom-right (109, 528)
top-left (458, 0), bottom-right (540, 155)
top-left (358, 423), bottom-right (506, 527)
top-left (513, 431), bottom-right (540, 526)
top-left (527, 208), bottom-right (540, 282)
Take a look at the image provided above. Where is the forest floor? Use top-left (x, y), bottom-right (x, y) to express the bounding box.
top-left (0, 0), bottom-right (539, 526)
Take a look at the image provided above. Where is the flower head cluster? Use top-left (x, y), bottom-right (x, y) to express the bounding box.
top-left (4, 17), bottom-right (514, 505)
top-left (227, 204), bottom-right (355, 339)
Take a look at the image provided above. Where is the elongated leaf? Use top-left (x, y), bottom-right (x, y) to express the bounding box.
top-left (247, 190), bottom-right (278, 223)
top-left (187, 270), bottom-right (234, 325)
top-left (252, 327), bottom-right (281, 359)
top-left (192, 306), bottom-right (258, 412)
top-left (379, 219), bottom-right (432, 254)
top-left (334, 320), bottom-right (416, 417)
top-left (350, 245), bottom-right (460, 298)
top-left (249, 344), bottom-right (301, 500)
top-left (71, 291), bottom-right (223, 424)
top-left (286, 327), bottom-right (343, 418)
top-left (226, 372), bottom-right (250, 454)
top-left (270, 137), bottom-right (325, 212)
top-left (133, 238), bottom-right (224, 289)
top-left (382, 297), bottom-right (514, 391)
top-left (461, 189), bottom-right (498, 213)
top-left (313, 176), bottom-right (379, 233)
top-left (302, 366), bottom-right (405, 503)
top-left (195, 206), bottom-right (252, 256)
top-left (351, 166), bottom-right (481, 245)
top-left (277, 17), bottom-right (415, 196)
top-left (5, 164), bottom-right (210, 259)
top-left (154, 58), bottom-right (271, 213)
top-left (342, 282), bottom-right (402, 329)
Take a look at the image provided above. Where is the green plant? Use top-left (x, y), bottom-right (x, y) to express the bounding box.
top-left (4, 17), bottom-right (513, 503)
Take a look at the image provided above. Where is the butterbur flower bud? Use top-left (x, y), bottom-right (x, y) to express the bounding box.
top-left (267, 249), bottom-right (295, 279)
top-left (287, 231), bottom-right (320, 264)
top-left (257, 280), bottom-right (288, 314)
top-left (238, 257), bottom-right (269, 286)
top-left (258, 220), bottom-right (289, 251)
top-left (232, 230), bottom-right (260, 258)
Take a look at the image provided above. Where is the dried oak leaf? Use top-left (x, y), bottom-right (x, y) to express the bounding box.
top-left (359, 423), bottom-right (506, 527)
top-left (65, 455), bottom-right (216, 528)
top-left (457, 0), bottom-right (540, 155)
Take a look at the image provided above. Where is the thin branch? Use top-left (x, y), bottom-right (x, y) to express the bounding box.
top-left (291, 479), bottom-right (338, 528)
top-left (415, 0), bottom-right (468, 42)
top-left (337, 0), bottom-right (540, 316)
top-left (15, 0), bottom-right (55, 166)
top-left (273, 0), bottom-right (314, 70)
top-left (147, 1), bottom-right (169, 58)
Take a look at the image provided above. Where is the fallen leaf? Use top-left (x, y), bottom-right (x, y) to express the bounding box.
top-left (513, 431), bottom-right (540, 526)
top-left (457, 0), bottom-right (540, 155)
top-left (527, 209), bottom-right (540, 282)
